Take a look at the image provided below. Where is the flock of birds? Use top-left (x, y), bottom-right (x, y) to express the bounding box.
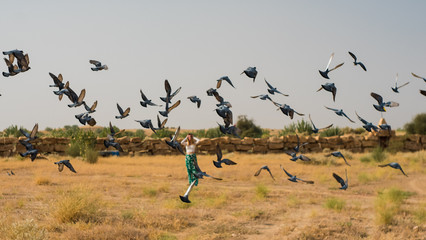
top-left (1, 49), bottom-right (422, 202)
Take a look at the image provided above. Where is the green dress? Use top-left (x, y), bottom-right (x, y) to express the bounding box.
top-left (185, 153), bottom-right (198, 186)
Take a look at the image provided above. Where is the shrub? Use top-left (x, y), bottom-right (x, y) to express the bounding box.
top-left (320, 127), bottom-right (343, 137)
top-left (236, 115), bottom-right (263, 138)
top-left (67, 130), bottom-right (97, 159)
top-left (34, 176), bottom-right (51, 186)
top-left (404, 113), bottom-right (426, 134)
top-left (255, 183), bottom-right (269, 199)
top-left (375, 187), bottom-right (411, 225)
top-left (324, 197), bottom-right (345, 211)
top-left (84, 148), bottom-right (98, 164)
top-left (280, 119), bottom-right (313, 136)
top-left (0, 218), bottom-right (47, 240)
top-left (370, 146), bottom-right (387, 162)
top-left (53, 185), bottom-right (104, 223)
top-left (1, 125), bottom-right (29, 138)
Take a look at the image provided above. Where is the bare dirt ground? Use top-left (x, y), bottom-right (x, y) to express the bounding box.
top-left (0, 151), bottom-right (424, 240)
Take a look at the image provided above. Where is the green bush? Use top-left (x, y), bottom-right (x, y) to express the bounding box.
top-left (404, 113), bottom-right (426, 134)
top-left (236, 115), bottom-right (263, 138)
top-left (324, 197), bottom-right (345, 211)
top-left (320, 127), bottom-right (343, 137)
top-left (370, 146), bottom-right (387, 162)
top-left (375, 187), bottom-right (412, 225)
top-left (255, 183), bottom-right (269, 199)
top-left (280, 119), bottom-right (313, 136)
top-left (1, 125), bottom-right (29, 138)
top-left (151, 128), bottom-right (174, 139)
top-left (84, 148), bottom-right (98, 164)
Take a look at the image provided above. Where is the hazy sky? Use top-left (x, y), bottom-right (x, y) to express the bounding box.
top-left (1, 1), bottom-right (425, 131)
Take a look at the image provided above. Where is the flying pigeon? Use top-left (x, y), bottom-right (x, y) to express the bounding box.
top-left (213, 144), bottom-right (237, 168)
top-left (251, 94), bottom-right (272, 101)
top-left (2, 58), bottom-right (21, 77)
top-left (160, 79), bottom-right (181, 103)
top-left (370, 92), bottom-right (399, 112)
top-left (55, 159), bottom-right (77, 173)
top-left (140, 90), bottom-right (162, 107)
top-left (241, 66), bottom-right (258, 82)
top-left (19, 140), bottom-right (38, 161)
top-left (265, 79), bottom-right (289, 96)
top-left (3, 49), bottom-right (30, 72)
top-left (333, 169), bottom-right (348, 190)
top-left (89, 60), bottom-right (108, 71)
top-left (213, 91), bottom-right (232, 108)
top-left (217, 76), bottom-right (235, 89)
top-left (188, 96), bottom-right (201, 108)
top-left (378, 162), bottom-right (407, 177)
top-left (327, 151), bottom-right (351, 166)
top-left (319, 53), bottom-right (344, 79)
top-left (115, 103), bottom-right (130, 119)
top-left (104, 122), bottom-right (124, 152)
top-left (254, 165), bottom-right (275, 181)
top-left (391, 73), bottom-right (410, 93)
top-left (355, 112), bottom-right (379, 132)
top-left (159, 100), bottom-right (181, 117)
top-left (280, 165), bottom-right (314, 184)
top-left (206, 88), bottom-right (217, 96)
top-left (272, 101), bottom-right (304, 119)
top-left (165, 126), bottom-right (185, 155)
top-left (83, 101), bottom-right (97, 114)
top-left (348, 51), bottom-right (367, 71)
top-left (20, 123), bottom-right (38, 142)
top-left (67, 88), bottom-right (86, 108)
top-left (317, 82), bottom-right (337, 102)
top-left (325, 106), bottom-right (355, 123)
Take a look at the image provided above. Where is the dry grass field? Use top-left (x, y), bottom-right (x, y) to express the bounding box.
top-left (0, 150), bottom-right (425, 240)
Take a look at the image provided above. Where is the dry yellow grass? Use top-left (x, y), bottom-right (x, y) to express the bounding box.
top-left (0, 151), bottom-right (425, 239)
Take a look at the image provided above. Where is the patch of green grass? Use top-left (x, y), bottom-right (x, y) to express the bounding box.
top-left (370, 147), bottom-right (387, 162)
top-left (375, 187), bottom-right (412, 225)
top-left (255, 183), bottom-right (269, 199)
top-left (324, 197), bottom-right (345, 212)
top-left (0, 218), bottom-right (47, 240)
top-left (142, 187), bottom-right (158, 198)
top-left (357, 172), bottom-right (377, 184)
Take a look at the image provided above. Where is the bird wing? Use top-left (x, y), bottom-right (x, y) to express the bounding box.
top-left (222, 159), bottom-right (237, 165)
top-left (330, 62), bottom-right (344, 72)
top-left (170, 87), bottom-right (182, 98)
top-left (325, 106), bottom-right (339, 112)
top-left (332, 87), bottom-right (336, 102)
top-left (412, 72), bottom-right (424, 79)
top-left (250, 95), bottom-right (260, 98)
top-left (325, 53), bottom-right (334, 70)
top-left (90, 101), bottom-right (97, 112)
top-left (359, 62), bottom-right (367, 71)
top-left (285, 150), bottom-right (296, 157)
top-left (167, 100), bottom-right (181, 113)
top-left (77, 89), bottom-right (86, 103)
top-left (308, 114), bottom-right (317, 130)
top-left (49, 72), bottom-right (62, 86)
top-left (171, 126), bottom-right (180, 142)
top-left (216, 144), bottom-right (222, 161)
top-left (316, 86), bottom-right (324, 92)
top-left (20, 128), bottom-right (30, 138)
top-left (320, 124), bottom-right (333, 130)
top-left (109, 122), bottom-right (115, 135)
top-left (266, 167), bottom-right (275, 180)
top-left (385, 101), bottom-right (399, 107)
top-left (355, 112), bottom-right (368, 125)
top-left (89, 60), bottom-right (101, 67)
top-left (116, 103), bottom-right (124, 115)
top-left (57, 163), bottom-right (64, 172)
top-left (333, 173), bottom-right (345, 187)
top-left (122, 107), bottom-right (131, 117)
top-left (299, 154), bottom-right (311, 161)
top-left (30, 123), bottom-right (38, 139)
top-left (216, 79), bottom-right (222, 89)
top-left (398, 82), bottom-right (410, 89)
top-left (64, 160), bottom-right (77, 173)
top-left (342, 112), bottom-right (355, 123)
top-left (140, 89), bottom-right (149, 101)
top-left (264, 79), bottom-right (274, 89)
top-left (164, 79), bottom-right (171, 95)
top-left (280, 165), bottom-right (293, 178)
top-left (370, 92), bottom-right (383, 105)
top-left (348, 51), bottom-right (357, 62)
top-left (420, 90), bottom-right (426, 96)
top-left (296, 178), bottom-right (314, 184)
top-left (378, 163), bottom-right (390, 167)
top-left (254, 167), bottom-right (263, 176)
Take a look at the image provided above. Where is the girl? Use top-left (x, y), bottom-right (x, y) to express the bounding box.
top-left (179, 133), bottom-right (200, 203)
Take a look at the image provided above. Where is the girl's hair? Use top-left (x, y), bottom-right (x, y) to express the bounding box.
top-left (187, 133), bottom-right (194, 145)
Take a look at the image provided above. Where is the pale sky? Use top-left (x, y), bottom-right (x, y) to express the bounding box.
top-left (1, 1), bottom-right (425, 131)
